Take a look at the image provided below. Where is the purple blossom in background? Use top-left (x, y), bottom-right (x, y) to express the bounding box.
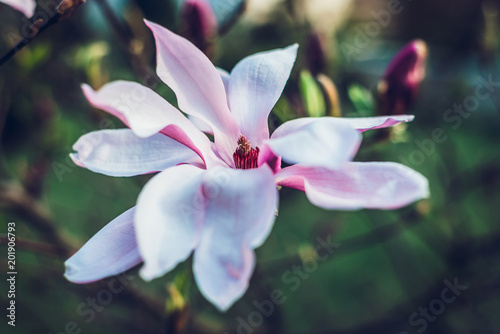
top-left (180, 0), bottom-right (218, 55)
top-left (377, 40), bottom-right (428, 115)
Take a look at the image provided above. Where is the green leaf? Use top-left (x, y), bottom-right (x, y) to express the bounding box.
top-left (347, 84), bottom-right (374, 115)
top-left (272, 97), bottom-right (296, 123)
top-left (17, 43), bottom-right (52, 71)
top-left (299, 70), bottom-right (326, 117)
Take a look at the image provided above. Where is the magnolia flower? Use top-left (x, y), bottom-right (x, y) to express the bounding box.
top-left (0, 0), bottom-right (36, 17)
top-left (64, 20), bottom-right (429, 311)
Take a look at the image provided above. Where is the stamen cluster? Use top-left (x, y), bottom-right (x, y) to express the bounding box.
top-left (233, 135), bottom-right (260, 169)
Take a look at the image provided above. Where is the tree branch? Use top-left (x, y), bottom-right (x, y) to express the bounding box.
top-left (0, 0), bottom-right (86, 68)
top-left (259, 208), bottom-right (422, 275)
top-left (0, 234), bottom-right (63, 257)
top-left (0, 181), bottom-right (75, 257)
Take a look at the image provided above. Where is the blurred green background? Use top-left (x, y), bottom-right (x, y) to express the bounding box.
top-left (1, 0), bottom-right (499, 333)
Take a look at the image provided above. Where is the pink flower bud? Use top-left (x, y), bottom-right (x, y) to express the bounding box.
top-left (306, 31), bottom-right (327, 76)
top-left (180, 0), bottom-right (218, 57)
top-left (377, 40), bottom-right (427, 115)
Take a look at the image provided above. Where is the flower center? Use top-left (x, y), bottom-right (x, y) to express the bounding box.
top-left (233, 135), bottom-right (260, 169)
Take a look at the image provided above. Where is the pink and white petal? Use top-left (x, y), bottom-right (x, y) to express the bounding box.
top-left (1, 0), bottom-right (36, 17)
top-left (337, 115), bottom-right (415, 132)
top-left (193, 165), bottom-right (278, 311)
top-left (276, 162), bottom-right (429, 210)
top-left (267, 118), bottom-right (361, 170)
top-left (189, 115), bottom-right (214, 135)
top-left (217, 67), bottom-right (230, 98)
top-left (257, 144), bottom-right (282, 174)
top-left (189, 66), bottom-right (232, 135)
top-left (81, 81), bottom-right (214, 165)
top-left (145, 20), bottom-right (239, 163)
top-left (70, 129), bottom-right (202, 177)
top-left (135, 165), bottom-right (206, 281)
top-left (64, 207), bottom-right (141, 283)
top-left (270, 115), bottom-right (415, 137)
top-left (228, 44), bottom-right (298, 146)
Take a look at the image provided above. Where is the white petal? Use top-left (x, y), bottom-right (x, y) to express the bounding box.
top-left (70, 129), bottom-right (203, 177)
top-left (145, 20), bottom-right (240, 165)
top-left (64, 207), bottom-right (141, 283)
top-left (135, 165), bottom-right (206, 281)
top-left (217, 67), bottom-right (231, 98)
top-left (337, 115), bottom-right (415, 132)
top-left (187, 67), bottom-right (231, 135)
top-left (271, 115), bottom-right (415, 135)
top-left (228, 44), bottom-right (298, 146)
top-left (276, 162), bottom-right (429, 210)
top-left (188, 115), bottom-right (214, 135)
top-left (81, 81), bottom-right (216, 166)
top-left (267, 117), bottom-right (361, 170)
top-left (193, 166), bottom-right (278, 311)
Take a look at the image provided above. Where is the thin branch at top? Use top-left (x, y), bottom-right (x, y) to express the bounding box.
top-left (0, 0), bottom-right (86, 68)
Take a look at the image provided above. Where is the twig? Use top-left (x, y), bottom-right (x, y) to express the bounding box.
top-left (0, 0), bottom-right (86, 68)
top-left (0, 181), bottom-right (75, 257)
top-left (259, 208), bottom-right (422, 274)
top-left (0, 234), bottom-right (62, 257)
